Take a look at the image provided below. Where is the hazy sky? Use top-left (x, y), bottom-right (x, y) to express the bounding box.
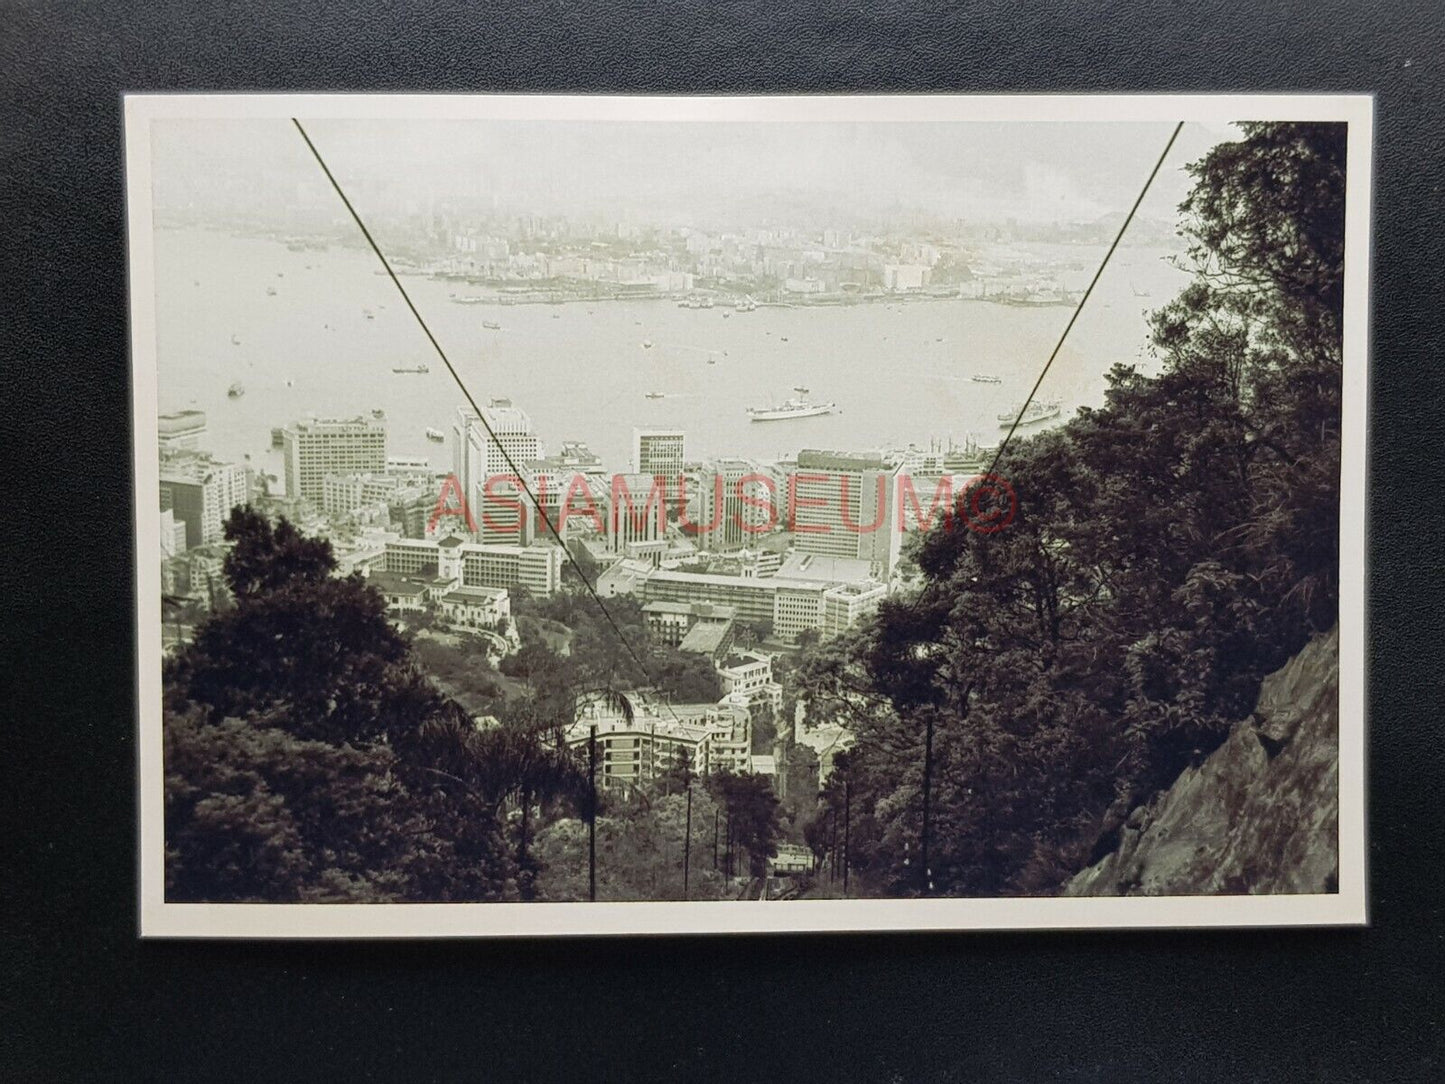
top-left (152, 118), bottom-right (1235, 228)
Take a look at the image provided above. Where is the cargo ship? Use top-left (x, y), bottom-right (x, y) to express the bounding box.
top-left (997, 399), bottom-right (1063, 427)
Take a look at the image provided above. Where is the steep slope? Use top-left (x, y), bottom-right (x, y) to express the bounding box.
top-left (1065, 625), bottom-right (1339, 896)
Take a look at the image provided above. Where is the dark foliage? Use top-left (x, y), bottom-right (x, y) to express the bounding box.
top-left (797, 122), bottom-right (1346, 897)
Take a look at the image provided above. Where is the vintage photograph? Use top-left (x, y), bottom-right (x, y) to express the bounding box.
top-left (127, 95), bottom-right (1369, 936)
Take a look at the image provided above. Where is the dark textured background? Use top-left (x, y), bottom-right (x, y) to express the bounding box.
top-left (3, 1), bottom-right (1443, 1079)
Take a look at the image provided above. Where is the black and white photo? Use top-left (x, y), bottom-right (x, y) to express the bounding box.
top-left (126, 94), bottom-right (1369, 936)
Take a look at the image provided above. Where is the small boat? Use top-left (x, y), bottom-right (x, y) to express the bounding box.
top-left (363, 308), bottom-right (375, 320)
top-left (997, 400), bottom-right (1063, 427)
top-left (392, 364), bottom-right (430, 374)
top-left (227, 382), bottom-right (245, 399)
top-left (425, 427), bottom-right (445, 443)
top-left (230, 334), bottom-right (241, 346)
top-left (482, 320), bottom-right (502, 331)
top-left (780, 336), bottom-right (789, 343)
top-left (707, 357), bottom-right (717, 365)
top-left (642, 340), bottom-right (654, 349)
top-left (285, 378), bottom-right (294, 387)
top-left (747, 396), bottom-right (835, 422)
top-left (722, 312), bottom-right (731, 319)
top-left (971, 374), bottom-right (1002, 384)
top-left (645, 392), bottom-right (665, 400)
top-left (793, 385), bottom-right (810, 394)
top-left (266, 285), bottom-right (277, 296)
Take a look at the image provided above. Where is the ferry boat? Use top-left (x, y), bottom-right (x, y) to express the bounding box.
top-left (997, 399), bottom-right (1063, 427)
top-left (425, 427), bottom-right (445, 443)
top-left (227, 382), bottom-right (245, 399)
top-left (392, 364), bottom-right (430, 374)
top-left (747, 396), bottom-right (836, 422)
top-left (971, 374), bottom-right (1002, 384)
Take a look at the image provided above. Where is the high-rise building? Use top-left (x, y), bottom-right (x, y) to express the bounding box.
top-left (453, 399), bottom-right (542, 533)
top-left (632, 427), bottom-right (685, 477)
top-left (789, 450), bottom-right (902, 580)
top-left (690, 458), bottom-right (778, 551)
top-left (282, 412), bottom-right (387, 504)
top-left (158, 450), bottom-right (249, 548)
top-left (157, 410), bottom-right (207, 451)
top-left (607, 473), bottom-right (668, 555)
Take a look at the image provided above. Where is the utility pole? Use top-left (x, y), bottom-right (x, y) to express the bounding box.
top-left (713, 808), bottom-right (719, 870)
top-left (588, 724), bottom-right (597, 903)
top-left (683, 781), bottom-right (692, 900)
top-left (842, 778), bottom-right (851, 897)
top-left (921, 711), bottom-right (934, 897)
top-left (828, 808), bottom-right (838, 883)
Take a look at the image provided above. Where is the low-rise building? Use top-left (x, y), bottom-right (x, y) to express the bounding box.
top-left (641, 600), bottom-right (737, 646)
top-left (368, 569), bottom-right (450, 615)
top-left (565, 699), bottom-right (753, 791)
top-left (677, 620), bottom-right (736, 663)
top-left (437, 584), bottom-right (512, 632)
top-left (596, 558), bottom-right (653, 598)
top-left (381, 535), bottom-right (563, 596)
top-left (822, 581), bottom-right (888, 639)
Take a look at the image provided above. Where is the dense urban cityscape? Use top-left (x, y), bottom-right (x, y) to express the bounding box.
top-left (159, 366), bottom-right (1021, 886)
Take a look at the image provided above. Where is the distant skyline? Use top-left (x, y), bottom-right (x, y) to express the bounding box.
top-left (151, 118), bottom-right (1235, 231)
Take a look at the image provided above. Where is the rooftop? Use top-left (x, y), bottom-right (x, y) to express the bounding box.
top-left (287, 411), bottom-right (387, 434)
top-left (795, 449), bottom-right (892, 472)
top-left (443, 586), bottom-right (507, 603)
top-left (776, 553), bottom-right (876, 584)
top-left (648, 569), bottom-right (825, 593)
top-left (368, 571), bottom-right (429, 598)
top-left (679, 621), bottom-right (732, 656)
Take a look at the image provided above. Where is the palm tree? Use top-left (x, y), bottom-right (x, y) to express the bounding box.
top-left (412, 682), bottom-right (635, 900)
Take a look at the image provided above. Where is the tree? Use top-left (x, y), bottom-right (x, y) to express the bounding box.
top-left (797, 123), bottom-right (1347, 898)
top-left (708, 770), bottom-right (782, 878)
top-left (164, 509), bottom-right (517, 902)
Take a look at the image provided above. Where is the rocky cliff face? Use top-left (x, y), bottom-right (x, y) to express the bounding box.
top-left (1065, 626), bottom-right (1339, 896)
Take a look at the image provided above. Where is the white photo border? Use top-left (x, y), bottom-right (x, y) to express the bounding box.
top-left (126, 92), bottom-right (1371, 938)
